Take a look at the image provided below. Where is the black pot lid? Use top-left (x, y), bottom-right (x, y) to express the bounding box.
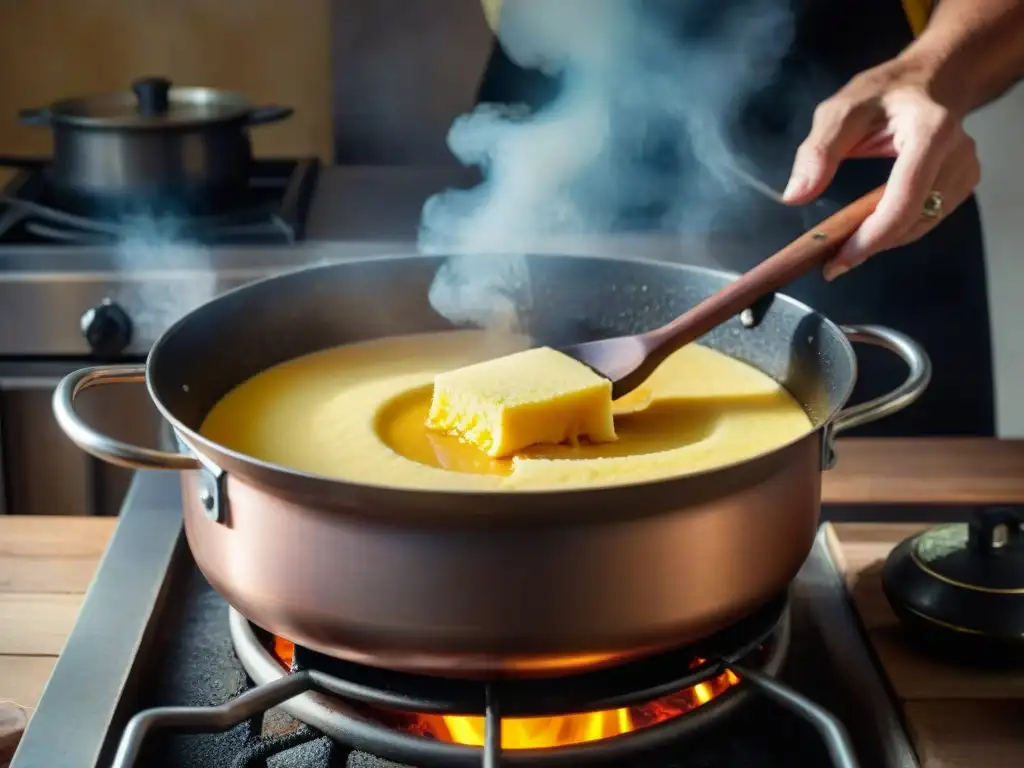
top-left (43, 77), bottom-right (256, 128)
top-left (882, 506), bottom-right (1024, 642)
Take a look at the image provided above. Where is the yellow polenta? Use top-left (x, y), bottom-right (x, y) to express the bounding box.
top-left (425, 347), bottom-right (617, 458)
top-left (199, 331), bottom-right (813, 492)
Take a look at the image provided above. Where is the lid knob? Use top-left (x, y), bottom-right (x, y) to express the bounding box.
top-left (132, 77), bottom-right (172, 116)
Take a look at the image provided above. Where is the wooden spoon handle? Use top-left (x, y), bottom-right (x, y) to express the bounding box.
top-left (649, 184), bottom-right (885, 348)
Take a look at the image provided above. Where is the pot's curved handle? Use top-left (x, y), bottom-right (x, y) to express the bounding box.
top-left (246, 106), bottom-right (294, 126)
top-left (18, 108), bottom-right (52, 126)
top-left (832, 324), bottom-right (932, 434)
top-left (52, 365), bottom-right (201, 471)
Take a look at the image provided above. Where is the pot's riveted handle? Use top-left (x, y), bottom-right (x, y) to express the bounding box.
top-left (52, 365), bottom-right (201, 471)
top-left (246, 106), bottom-right (294, 126)
top-left (18, 108), bottom-right (52, 126)
top-left (832, 324), bottom-right (932, 434)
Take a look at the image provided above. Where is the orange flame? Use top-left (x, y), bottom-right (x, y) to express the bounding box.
top-left (270, 637), bottom-right (741, 749)
top-left (274, 636), bottom-right (295, 665)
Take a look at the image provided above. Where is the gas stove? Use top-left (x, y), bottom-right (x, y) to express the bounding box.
top-left (0, 163), bottom-right (442, 359)
top-left (0, 165), bottom-right (737, 520)
top-left (11, 472), bottom-right (922, 768)
top-left (0, 164), bottom-right (698, 359)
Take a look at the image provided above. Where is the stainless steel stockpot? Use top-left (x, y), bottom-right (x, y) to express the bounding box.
top-left (20, 77), bottom-right (292, 212)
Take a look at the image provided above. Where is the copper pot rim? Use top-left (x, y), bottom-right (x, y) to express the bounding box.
top-left (174, 433), bottom-right (824, 527)
top-left (145, 255), bottom-right (860, 504)
top-left (175, 421), bottom-right (823, 494)
top-left (53, 255), bottom-right (928, 524)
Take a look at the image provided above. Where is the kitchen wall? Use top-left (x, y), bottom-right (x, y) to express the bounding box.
top-left (968, 97), bottom-right (1024, 437)
top-left (0, 0), bottom-right (1021, 434)
top-left (0, 0), bottom-right (333, 160)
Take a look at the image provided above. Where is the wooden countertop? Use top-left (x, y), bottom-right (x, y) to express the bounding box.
top-left (0, 515), bottom-right (116, 763)
top-left (829, 522), bottom-right (1024, 768)
top-left (0, 437), bottom-right (1022, 764)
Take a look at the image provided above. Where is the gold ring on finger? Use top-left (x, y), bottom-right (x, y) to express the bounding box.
top-left (921, 190), bottom-right (943, 220)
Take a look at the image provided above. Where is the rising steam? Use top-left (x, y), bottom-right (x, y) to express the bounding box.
top-left (420, 0), bottom-right (796, 330)
top-left (110, 219), bottom-right (219, 348)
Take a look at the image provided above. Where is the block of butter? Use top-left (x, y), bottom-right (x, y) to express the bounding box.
top-left (425, 347), bottom-right (618, 458)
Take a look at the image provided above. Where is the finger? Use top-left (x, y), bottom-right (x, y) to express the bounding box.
top-left (823, 133), bottom-right (977, 280)
top-left (783, 96), bottom-right (876, 204)
top-left (891, 150), bottom-right (979, 248)
top-left (847, 130), bottom-right (896, 158)
top-left (824, 130), bottom-right (950, 278)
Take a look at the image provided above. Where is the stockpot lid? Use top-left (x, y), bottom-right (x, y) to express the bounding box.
top-left (40, 77), bottom-right (259, 129)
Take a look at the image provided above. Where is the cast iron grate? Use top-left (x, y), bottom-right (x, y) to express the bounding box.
top-left (110, 594), bottom-right (861, 768)
top-left (0, 157), bottom-right (318, 244)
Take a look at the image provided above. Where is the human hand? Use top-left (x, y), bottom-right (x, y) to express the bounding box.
top-left (782, 58), bottom-right (981, 281)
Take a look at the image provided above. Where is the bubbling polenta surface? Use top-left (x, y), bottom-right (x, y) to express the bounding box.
top-left (199, 331), bottom-right (813, 492)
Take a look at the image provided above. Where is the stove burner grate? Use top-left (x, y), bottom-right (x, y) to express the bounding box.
top-left (111, 596), bottom-right (860, 768)
top-left (0, 157), bottom-right (318, 244)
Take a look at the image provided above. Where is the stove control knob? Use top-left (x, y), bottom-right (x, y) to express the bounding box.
top-left (80, 300), bottom-right (133, 359)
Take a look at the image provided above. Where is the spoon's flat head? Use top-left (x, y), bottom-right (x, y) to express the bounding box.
top-left (558, 335), bottom-right (656, 400)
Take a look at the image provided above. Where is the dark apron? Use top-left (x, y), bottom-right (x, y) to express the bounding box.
top-left (475, 0), bottom-right (995, 437)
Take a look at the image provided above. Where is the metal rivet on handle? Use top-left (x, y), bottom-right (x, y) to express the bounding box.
top-left (196, 470), bottom-right (227, 523)
top-left (199, 489), bottom-right (218, 520)
top-left (178, 434), bottom-right (229, 524)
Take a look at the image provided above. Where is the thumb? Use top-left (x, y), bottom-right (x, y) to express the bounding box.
top-left (783, 98), bottom-right (874, 205)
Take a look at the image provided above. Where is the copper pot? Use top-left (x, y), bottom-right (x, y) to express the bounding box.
top-left (52, 254), bottom-right (930, 678)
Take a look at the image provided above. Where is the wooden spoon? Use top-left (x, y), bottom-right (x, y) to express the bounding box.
top-left (561, 185), bottom-right (885, 400)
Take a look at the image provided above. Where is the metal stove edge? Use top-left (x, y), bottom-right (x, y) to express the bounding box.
top-left (11, 471), bottom-right (185, 768)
